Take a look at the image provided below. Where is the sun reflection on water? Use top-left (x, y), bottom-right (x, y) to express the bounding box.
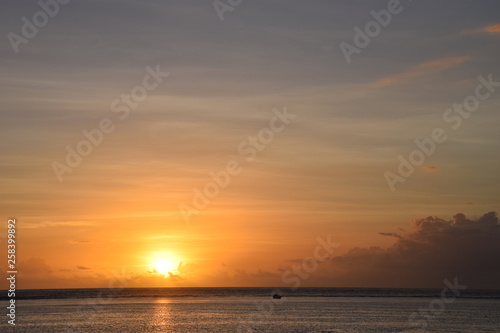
top-left (148, 298), bottom-right (174, 331)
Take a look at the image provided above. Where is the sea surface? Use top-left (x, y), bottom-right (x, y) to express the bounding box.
top-left (1, 288), bottom-right (499, 332)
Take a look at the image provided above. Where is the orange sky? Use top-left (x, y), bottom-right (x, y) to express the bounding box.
top-left (1, 2), bottom-right (500, 290)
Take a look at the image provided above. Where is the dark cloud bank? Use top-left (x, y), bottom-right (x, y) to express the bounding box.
top-left (324, 211), bottom-right (500, 289)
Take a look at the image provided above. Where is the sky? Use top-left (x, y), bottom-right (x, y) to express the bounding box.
top-left (0, 0), bottom-right (499, 290)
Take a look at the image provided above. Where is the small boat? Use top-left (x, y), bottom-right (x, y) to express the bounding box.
top-left (272, 294), bottom-right (282, 299)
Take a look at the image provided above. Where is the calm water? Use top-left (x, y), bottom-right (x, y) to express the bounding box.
top-left (2, 288), bottom-right (499, 332)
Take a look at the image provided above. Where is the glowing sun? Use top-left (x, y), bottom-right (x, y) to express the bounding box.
top-left (153, 258), bottom-right (179, 275)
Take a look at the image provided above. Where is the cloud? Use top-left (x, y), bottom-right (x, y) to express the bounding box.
top-left (424, 166), bottom-right (438, 172)
top-left (67, 240), bottom-right (90, 244)
top-left (286, 259), bottom-right (306, 264)
top-left (323, 212), bottom-right (500, 289)
top-left (236, 268), bottom-right (279, 279)
top-left (452, 213), bottom-right (470, 225)
top-left (481, 23), bottom-right (500, 33)
top-left (375, 56), bottom-right (469, 86)
top-left (16, 257), bottom-right (193, 289)
top-left (477, 211), bottom-right (499, 225)
top-left (463, 23), bottom-right (500, 35)
top-left (199, 268), bottom-right (282, 287)
top-left (378, 232), bottom-right (403, 239)
top-left (24, 221), bottom-right (97, 229)
top-left (77, 266), bottom-right (90, 270)
top-left (19, 257), bottom-right (53, 275)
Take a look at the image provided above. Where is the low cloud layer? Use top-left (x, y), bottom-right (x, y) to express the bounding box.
top-left (324, 211), bottom-right (500, 289)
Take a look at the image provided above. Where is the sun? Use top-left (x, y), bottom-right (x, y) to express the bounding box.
top-left (152, 258), bottom-right (179, 275)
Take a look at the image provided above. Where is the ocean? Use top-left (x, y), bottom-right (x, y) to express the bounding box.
top-left (2, 288), bottom-right (499, 332)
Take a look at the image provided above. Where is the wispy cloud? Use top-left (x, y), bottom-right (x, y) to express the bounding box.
top-left (66, 240), bottom-right (90, 244)
top-left (24, 221), bottom-right (97, 229)
top-left (424, 166), bottom-right (438, 172)
top-left (77, 266), bottom-right (90, 270)
top-left (481, 23), bottom-right (500, 33)
top-left (378, 232), bottom-right (402, 239)
top-left (463, 23), bottom-right (500, 35)
top-left (375, 56), bottom-right (469, 86)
